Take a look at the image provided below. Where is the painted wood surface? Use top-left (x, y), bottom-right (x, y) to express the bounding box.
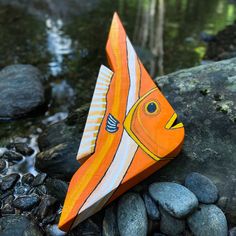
top-left (59, 12), bottom-right (185, 232)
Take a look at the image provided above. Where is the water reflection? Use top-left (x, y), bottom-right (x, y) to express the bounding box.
top-left (46, 18), bottom-right (73, 76)
top-left (0, 0), bottom-right (236, 142)
top-left (131, 0), bottom-right (236, 75)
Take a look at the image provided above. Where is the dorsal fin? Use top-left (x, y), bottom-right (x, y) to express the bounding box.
top-left (77, 65), bottom-right (113, 163)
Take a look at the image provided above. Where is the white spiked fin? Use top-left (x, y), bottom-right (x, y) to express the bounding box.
top-left (77, 65), bottom-right (113, 163)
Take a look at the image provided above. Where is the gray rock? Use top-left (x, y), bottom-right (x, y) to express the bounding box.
top-left (32, 173), bottom-right (47, 187)
top-left (2, 150), bottom-right (23, 162)
top-left (1, 203), bottom-right (15, 214)
top-left (103, 205), bottom-right (119, 236)
top-left (45, 178), bottom-right (68, 204)
top-left (46, 224), bottom-right (66, 236)
top-left (14, 184), bottom-right (31, 195)
top-left (151, 58), bottom-right (236, 224)
top-left (0, 159), bottom-right (6, 172)
top-left (36, 105), bottom-right (88, 180)
top-left (22, 173), bottom-right (35, 185)
top-left (187, 204), bottom-right (228, 236)
top-left (36, 143), bottom-right (81, 181)
top-left (149, 182), bottom-right (198, 218)
top-left (143, 193), bottom-right (160, 221)
top-left (35, 195), bottom-right (58, 220)
top-left (117, 192), bottom-right (148, 236)
top-left (185, 172), bottom-right (219, 204)
top-left (70, 218), bottom-right (102, 236)
top-left (1, 173), bottom-right (20, 191)
top-left (30, 184), bottom-right (47, 196)
top-left (229, 227), bottom-right (236, 236)
top-left (0, 215), bottom-right (43, 236)
top-left (7, 142), bottom-right (34, 156)
top-left (13, 195), bottom-right (40, 211)
top-left (159, 207), bottom-right (185, 236)
top-left (0, 64), bottom-right (46, 119)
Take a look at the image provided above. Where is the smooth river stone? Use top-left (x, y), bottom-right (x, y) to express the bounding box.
top-left (187, 204), bottom-right (228, 236)
top-left (185, 172), bottom-right (219, 203)
top-left (149, 182), bottom-right (198, 218)
top-left (117, 192), bottom-right (148, 236)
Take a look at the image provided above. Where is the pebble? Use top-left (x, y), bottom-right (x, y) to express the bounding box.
top-left (22, 173), bottom-right (35, 185)
top-left (229, 227), bottom-right (236, 236)
top-left (1, 203), bottom-right (15, 214)
top-left (32, 173), bottom-right (47, 187)
top-left (45, 178), bottom-right (68, 204)
top-left (103, 205), bottom-right (119, 236)
top-left (14, 184), bottom-right (31, 195)
top-left (143, 193), bottom-right (160, 221)
top-left (159, 207), bottom-right (185, 236)
top-left (7, 142), bottom-right (34, 156)
top-left (35, 195), bottom-right (58, 220)
top-left (187, 204), bottom-right (228, 236)
top-left (0, 215), bottom-right (43, 236)
top-left (1, 173), bottom-right (20, 191)
top-left (185, 172), bottom-right (219, 203)
top-left (71, 218), bottom-right (101, 235)
top-left (2, 194), bottom-right (14, 205)
top-left (117, 192), bottom-right (148, 236)
top-left (13, 195), bottom-right (40, 211)
top-left (149, 182), bottom-right (198, 218)
top-left (0, 159), bottom-right (6, 172)
top-left (30, 185), bottom-right (47, 196)
top-left (2, 150), bottom-right (23, 162)
top-left (46, 224), bottom-right (66, 236)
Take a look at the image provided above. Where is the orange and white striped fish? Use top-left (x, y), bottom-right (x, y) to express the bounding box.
top-left (59, 12), bottom-right (184, 231)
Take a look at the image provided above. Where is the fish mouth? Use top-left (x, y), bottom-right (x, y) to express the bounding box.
top-left (165, 113), bottom-right (184, 129)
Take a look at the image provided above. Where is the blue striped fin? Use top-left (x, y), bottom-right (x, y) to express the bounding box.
top-left (106, 114), bottom-right (119, 133)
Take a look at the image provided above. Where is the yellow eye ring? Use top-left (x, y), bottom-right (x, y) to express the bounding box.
top-left (145, 101), bottom-right (159, 115)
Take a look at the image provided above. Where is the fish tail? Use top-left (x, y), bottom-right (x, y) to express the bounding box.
top-left (58, 152), bottom-right (113, 231)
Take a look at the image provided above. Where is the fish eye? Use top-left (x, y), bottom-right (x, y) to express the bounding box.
top-left (145, 101), bottom-right (159, 114)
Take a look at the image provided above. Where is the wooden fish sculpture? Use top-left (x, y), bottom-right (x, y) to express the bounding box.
top-left (59, 12), bottom-right (185, 231)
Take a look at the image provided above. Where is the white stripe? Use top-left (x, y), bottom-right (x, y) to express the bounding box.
top-left (87, 115), bottom-right (104, 119)
top-left (93, 95), bottom-right (106, 99)
top-left (77, 146), bottom-right (94, 154)
top-left (94, 91), bottom-right (107, 95)
top-left (79, 131), bottom-right (138, 214)
top-left (100, 65), bottom-right (113, 74)
top-left (78, 36), bottom-right (140, 216)
top-left (89, 107), bottom-right (105, 112)
top-left (82, 130), bottom-right (98, 135)
top-left (80, 140), bottom-right (96, 147)
top-left (92, 98), bottom-right (106, 103)
top-left (126, 37), bottom-right (138, 113)
top-left (85, 123), bottom-right (101, 127)
top-left (95, 85), bottom-right (108, 90)
top-left (98, 78), bottom-right (110, 85)
top-left (99, 77), bottom-right (111, 83)
top-left (91, 102), bottom-right (106, 105)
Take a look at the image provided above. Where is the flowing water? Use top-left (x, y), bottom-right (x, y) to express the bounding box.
top-left (0, 0), bottom-right (235, 144)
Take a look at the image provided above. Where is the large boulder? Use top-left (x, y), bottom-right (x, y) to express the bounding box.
top-left (150, 58), bottom-right (236, 224)
top-left (0, 64), bottom-right (46, 119)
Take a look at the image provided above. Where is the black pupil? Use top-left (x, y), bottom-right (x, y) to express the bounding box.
top-left (147, 102), bottom-right (157, 113)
